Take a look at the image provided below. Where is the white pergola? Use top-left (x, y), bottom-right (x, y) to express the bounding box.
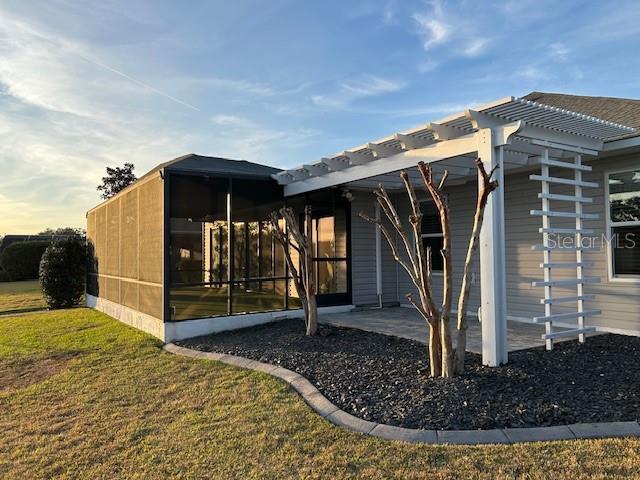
top-left (273, 96), bottom-right (635, 366)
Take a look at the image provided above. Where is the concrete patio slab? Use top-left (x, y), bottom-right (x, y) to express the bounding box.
top-left (320, 306), bottom-right (589, 353)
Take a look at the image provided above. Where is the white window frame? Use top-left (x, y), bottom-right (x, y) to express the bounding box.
top-left (420, 200), bottom-right (444, 275)
top-left (604, 167), bottom-right (640, 283)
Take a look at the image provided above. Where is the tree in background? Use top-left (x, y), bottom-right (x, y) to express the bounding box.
top-left (270, 206), bottom-right (318, 336)
top-left (360, 159), bottom-right (497, 377)
top-left (38, 227), bottom-right (85, 236)
top-left (39, 238), bottom-right (86, 309)
top-left (97, 163), bottom-right (137, 200)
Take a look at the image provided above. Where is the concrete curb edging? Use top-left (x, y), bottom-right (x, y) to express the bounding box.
top-left (163, 343), bottom-right (640, 445)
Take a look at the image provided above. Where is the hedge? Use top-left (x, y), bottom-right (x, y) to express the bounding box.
top-left (0, 241), bottom-right (50, 281)
top-left (39, 238), bottom-right (86, 308)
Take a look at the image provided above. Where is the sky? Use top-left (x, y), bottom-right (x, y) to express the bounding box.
top-left (1, 0), bottom-right (639, 234)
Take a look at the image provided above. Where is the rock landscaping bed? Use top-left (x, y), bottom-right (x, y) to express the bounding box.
top-left (177, 319), bottom-right (640, 430)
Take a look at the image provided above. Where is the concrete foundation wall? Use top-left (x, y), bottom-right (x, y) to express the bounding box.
top-left (87, 293), bottom-right (354, 342)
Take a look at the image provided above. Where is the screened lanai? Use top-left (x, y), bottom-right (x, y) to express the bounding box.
top-left (167, 170), bottom-right (350, 321)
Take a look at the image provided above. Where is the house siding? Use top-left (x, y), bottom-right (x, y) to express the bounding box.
top-left (394, 183), bottom-right (482, 315)
top-left (351, 152), bottom-right (640, 335)
top-left (350, 191), bottom-right (399, 306)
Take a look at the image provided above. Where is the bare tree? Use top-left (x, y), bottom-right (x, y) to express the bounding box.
top-left (453, 159), bottom-right (498, 372)
top-left (360, 159), bottom-right (497, 377)
top-left (270, 206), bottom-right (318, 336)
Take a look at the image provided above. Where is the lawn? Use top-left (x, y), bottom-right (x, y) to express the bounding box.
top-left (0, 280), bottom-right (46, 313)
top-left (1, 310), bottom-right (639, 479)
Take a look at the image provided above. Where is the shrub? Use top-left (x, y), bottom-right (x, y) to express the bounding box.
top-left (0, 241), bottom-right (50, 281)
top-left (0, 267), bottom-right (10, 282)
top-left (39, 238), bottom-right (87, 309)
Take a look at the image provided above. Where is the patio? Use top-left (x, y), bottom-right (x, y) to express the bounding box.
top-left (320, 306), bottom-right (583, 353)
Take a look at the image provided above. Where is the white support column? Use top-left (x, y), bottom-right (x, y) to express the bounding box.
top-left (477, 128), bottom-right (509, 366)
top-left (375, 202), bottom-right (383, 308)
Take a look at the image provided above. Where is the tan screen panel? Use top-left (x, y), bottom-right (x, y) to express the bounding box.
top-left (95, 205), bottom-right (107, 278)
top-left (120, 280), bottom-right (139, 310)
top-left (86, 211), bottom-right (97, 275)
top-left (106, 198), bottom-right (121, 276)
top-left (139, 284), bottom-right (163, 319)
top-left (98, 275), bottom-right (108, 300)
top-left (138, 175), bottom-right (163, 284)
top-left (105, 277), bottom-right (120, 304)
top-left (120, 189), bottom-right (138, 279)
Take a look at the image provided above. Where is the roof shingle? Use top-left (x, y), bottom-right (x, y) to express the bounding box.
top-left (524, 91), bottom-right (640, 136)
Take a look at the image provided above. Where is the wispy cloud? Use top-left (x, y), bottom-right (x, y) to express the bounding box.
top-left (312, 75), bottom-right (405, 108)
top-left (463, 38), bottom-right (489, 57)
top-left (0, 15), bottom-right (199, 120)
top-left (412, 0), bottom-right (490, 59)
top-left (183, 76), bottom-right (311, 98)
top-left (412, 13), bottom-right (449, 50)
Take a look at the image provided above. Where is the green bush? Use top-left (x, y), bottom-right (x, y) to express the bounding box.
top-left (0, 267), bottom-right (10, 282)
top-left (39, 238), bottom-right (87, 309)
top-left (0, 241), bottom-right (50, 281)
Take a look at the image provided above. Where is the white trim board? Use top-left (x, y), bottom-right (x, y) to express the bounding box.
top-left (86, 294), bottom-right (354, 342)
top-left (165, 305), bottom-right (354, 342)
top-left (604, 166), bottom-right (640, 284)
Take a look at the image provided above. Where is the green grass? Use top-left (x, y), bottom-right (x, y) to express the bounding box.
top-left (1, 309), bottom-right (640, 479)
top-left (0, 280), bottom-right (46, 313)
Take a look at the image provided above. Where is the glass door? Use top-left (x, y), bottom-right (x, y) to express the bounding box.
top-left (311, 208), bottom-right (349, 306)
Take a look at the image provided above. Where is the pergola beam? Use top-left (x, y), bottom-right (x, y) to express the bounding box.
top-left (427, 122), bottom-right (468, 140)
top-left (343, 150), bottom-right (374, 166)
top-left (321, 157), bottom-right (349, 171)
top-left (367, 142), bottom-right (403, 158)
top-left (503, 150), bottom-right (530, 166)
top-left (394, 133), bottom-right (433, 150)
top-left (302, 163), bottom-right (328, 176)
top-left (284, 133), bottom-right (478, 196)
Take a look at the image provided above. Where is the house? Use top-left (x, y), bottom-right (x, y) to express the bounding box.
top-left (86, 91), bottom-right (640, 366)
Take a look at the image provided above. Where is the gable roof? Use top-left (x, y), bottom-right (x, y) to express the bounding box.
top-left (524, 91), bottom-right (640, 137)
top-left (139, 153), bottom-right (282, 182)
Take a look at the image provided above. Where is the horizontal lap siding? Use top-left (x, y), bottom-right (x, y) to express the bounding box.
top-left (395, 185), bottom-right (482, 314)
top-left (344, 155), bottom-right (640, 331)
top-left (359, 152), bottom-right (640, 335)
top-left (350, 193), bottom-right (377, 305)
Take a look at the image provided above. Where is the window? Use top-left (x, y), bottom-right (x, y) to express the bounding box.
top-left (607, 169), bottom-right (640, 278)
top-left (288, 190), bottom-right (350, 305)
top-left (420, 201), bottom-right (443, 272)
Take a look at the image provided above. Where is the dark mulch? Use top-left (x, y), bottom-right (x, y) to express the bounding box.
top-left (177, 319), bottom-right (640, 430)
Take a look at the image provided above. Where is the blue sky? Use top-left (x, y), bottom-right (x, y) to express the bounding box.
top-left (1, 0), bottom-right (639, 233)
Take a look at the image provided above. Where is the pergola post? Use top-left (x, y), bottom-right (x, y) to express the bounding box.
top-left (477, 128), bottom-right (508, 366)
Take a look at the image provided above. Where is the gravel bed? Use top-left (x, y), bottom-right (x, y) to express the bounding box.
top-left (177, 319), bottom-right (640, 430)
